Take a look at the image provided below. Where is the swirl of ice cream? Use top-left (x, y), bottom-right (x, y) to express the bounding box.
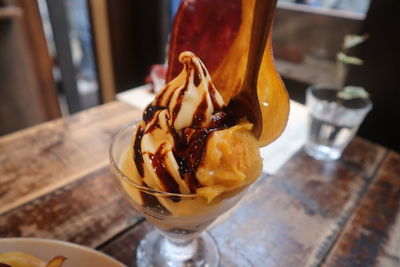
top-left (125, 51), bottom-right (262, 205)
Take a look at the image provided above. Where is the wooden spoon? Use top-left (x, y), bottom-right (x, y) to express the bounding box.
top-left (226, 0), bottom-right (278, 138)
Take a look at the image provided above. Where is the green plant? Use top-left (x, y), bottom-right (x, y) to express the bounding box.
top-left (336, 34), bottom-right (369, 89)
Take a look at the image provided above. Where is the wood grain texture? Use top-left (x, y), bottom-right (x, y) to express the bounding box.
top-left (0, 166), bottom-right (142, 248)
top-left (323, 152), bottom-right (400, 267)
top-left (99, 138), bottom-right (387, 267)
top-left (1, 98), bottom-right (395, 266)
top-left (99, 220), bottom-right (151, 266)
top-left (340, 137), bottom-right (387, 179)
top-left (0, 101), bottom-right (141, 214)
top-left (209, 147), bottom-right (384, 267)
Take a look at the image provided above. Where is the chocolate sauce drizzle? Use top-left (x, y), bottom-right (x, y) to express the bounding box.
top-left (143, 104), bottom-right (166, 123)
top-left (139, 180), bottom-right (174, 211)
top-left (154, 85), bottom-right (169, 106)
top-left (145, 120), bottom-right (161, 134)
top-left (171, 77), bottom-right (189, 123)
top-left (149, 143), bottom-right (180, 194)
top-left (135, 105), bottom-right (231, 194)
top-left (191, 94), bottom-right (208, 128)
top-left (132, 56), bottom-right (237, 196)
top-left (133, 125), bottom-right (145, 177)
top-left (193, 63), bottom-right (202, 87)
top-left (171, 110), bottom-right (232, 193)
top-left (135, 107), bottom-right (233, 195)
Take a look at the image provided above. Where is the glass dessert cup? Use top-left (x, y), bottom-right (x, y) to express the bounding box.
top-left (109, 122), bottom-right (249, 267)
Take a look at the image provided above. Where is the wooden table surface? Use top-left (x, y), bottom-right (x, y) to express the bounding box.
top-left (1, 101), bottom-right (399, 267)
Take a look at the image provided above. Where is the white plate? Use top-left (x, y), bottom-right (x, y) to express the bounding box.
top-left (0, 238), bottom-right (125, 267)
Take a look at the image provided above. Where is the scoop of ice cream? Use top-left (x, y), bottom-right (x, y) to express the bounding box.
top-left (196, 121), bottom-right (262, 203)
top-left (126, 51), bottom-right (262, 205)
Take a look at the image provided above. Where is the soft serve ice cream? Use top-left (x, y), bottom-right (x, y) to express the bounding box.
top-left (119, 51), bottom-right (262, 215)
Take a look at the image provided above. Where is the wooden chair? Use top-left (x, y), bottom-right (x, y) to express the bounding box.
top-left (0, 0), bottom-right (60, 136)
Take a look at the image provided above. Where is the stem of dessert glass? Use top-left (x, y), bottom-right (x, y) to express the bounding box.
top-left (160, 235), bottom-right (198, 262)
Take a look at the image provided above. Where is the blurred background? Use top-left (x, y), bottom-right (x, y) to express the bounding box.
top-left (0, 0), bottom-right (399, 151)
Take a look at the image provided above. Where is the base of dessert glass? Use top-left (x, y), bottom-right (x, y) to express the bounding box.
top-left (136, 229), bottom-right (219, 267)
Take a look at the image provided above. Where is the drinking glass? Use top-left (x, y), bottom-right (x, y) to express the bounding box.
top-left (109, 122), bottom-right (248, 267)
top-left (305, 86), bottom-right (372, 161)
